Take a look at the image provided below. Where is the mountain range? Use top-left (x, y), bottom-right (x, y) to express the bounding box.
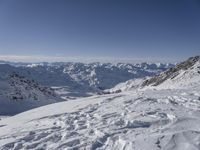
top-left (0, 61), bottom-right (173, 115)
top-left (0, 56), bottom-right (199, 150)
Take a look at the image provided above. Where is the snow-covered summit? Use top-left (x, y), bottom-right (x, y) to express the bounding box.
top-left (105, 56), bottom-right (200, 93)
top-left (142, 56), bottom-right (200, 89)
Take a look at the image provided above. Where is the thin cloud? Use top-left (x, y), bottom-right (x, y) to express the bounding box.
top-left (0, 55), bottom-right (177, 63)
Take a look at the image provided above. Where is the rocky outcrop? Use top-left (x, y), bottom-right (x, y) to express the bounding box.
top-left (142, 56), bottom-right (200, 86)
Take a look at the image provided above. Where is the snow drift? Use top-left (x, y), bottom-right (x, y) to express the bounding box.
top-left (0, 56), bottom-right (199, 149)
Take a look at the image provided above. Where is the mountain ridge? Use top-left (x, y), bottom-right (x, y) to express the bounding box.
top-left (0, 64), bottom-right (60, 115)
top-left (142, 56), bottom-right (200, 88)
top-left (0, 56), bottom-right (199, 150)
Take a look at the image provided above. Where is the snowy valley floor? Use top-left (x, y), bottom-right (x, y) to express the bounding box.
top-left (0, 88), bottom-right (200, 150)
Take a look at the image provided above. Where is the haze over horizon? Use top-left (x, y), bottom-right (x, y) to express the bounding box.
top-left (0, 0), bottom-right (200, 62)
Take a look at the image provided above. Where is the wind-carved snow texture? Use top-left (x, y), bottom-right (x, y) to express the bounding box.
top-left (0, 57), bottom-right (199, 150)
top-left (0, 87), bottom-right (200, 150)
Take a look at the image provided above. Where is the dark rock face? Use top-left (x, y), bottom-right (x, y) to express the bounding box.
top-left (142, 56), bottom-right (200, 86)
top-left (8, 73), bottom-right (56, 101)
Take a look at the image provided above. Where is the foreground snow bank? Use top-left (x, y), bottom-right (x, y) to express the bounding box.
top-left (0, 87), bottom-right (200, 150)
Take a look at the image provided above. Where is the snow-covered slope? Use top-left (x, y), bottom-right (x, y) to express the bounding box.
top-left (108, 56), bottom-right (200, 92)
top-left (104, 78), bottom-right (145, 94)
top-left (30, 62), bottom-right (173, 89)
top-left (0, 57), bottom-right (199, 150)
top-left (0, 62), bottom-right (173, 115)
top-left (0, 64), bottom-right (60, 115)
top-left (10, 61), bottom-right (173, 90)
top-left (142, 56), bottom-right (200, 89)
top-left (23, 62), bottom-right (173, 98)
top-left (0, 61), bottom-right (173, 99)
top-left (0, 86), bottom-right (200, 149)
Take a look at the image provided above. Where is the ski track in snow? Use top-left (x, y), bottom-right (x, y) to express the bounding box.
top-left (0, 88), bottom-right (200, 150)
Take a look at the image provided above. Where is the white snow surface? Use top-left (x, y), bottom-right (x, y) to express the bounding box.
top-left (145, 60), bottom-right (200, 90)
top-left (105, 78), bottom-right (146, 93)
top-left (0, 59), bottom-right (199, 149)
top-left (0, 85), bottom-right (200, 149)
top-left (0, 62), bottom-right (172, 115)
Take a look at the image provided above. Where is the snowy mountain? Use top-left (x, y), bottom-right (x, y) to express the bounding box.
top-left (3, 61), bottom-right (173, 88)
top-left (0, 56), bottom-right (199, 150)
top-left (0, 62), bottom-right (173, 115)
top-left (142, 56), bottom-right (200, 89)
top-left (22, 63), bottom-right (173, 89)
top-left (107, 56), bottom-right (200, 93)
top-left (0, 64), bottom-right (60, 115)
top-left (18, 62), bottom-right (173, 98)
top-left (0, 61), bottom-right (174, 99)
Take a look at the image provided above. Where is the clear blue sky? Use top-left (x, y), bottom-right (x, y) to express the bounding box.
top-left (0, 0), bottom-right (200, 62)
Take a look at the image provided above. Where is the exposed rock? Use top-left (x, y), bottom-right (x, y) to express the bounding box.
top-left (142, 56), bottom-right (200, 86)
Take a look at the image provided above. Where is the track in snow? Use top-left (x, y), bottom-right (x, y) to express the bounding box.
top-left (0, 89), bottom-right (200, 150)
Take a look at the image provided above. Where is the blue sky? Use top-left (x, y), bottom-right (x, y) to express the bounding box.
top-left (0, 0), bottom-right (200, 62)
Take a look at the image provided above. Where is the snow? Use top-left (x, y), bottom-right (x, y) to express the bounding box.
top-left (105, 78), bottom-right (145, 93)
top-left (0, 66), bottom-right (60, 115)
top-left (0, 85), bottom-right (200, 150)
top-left (0, 61), bottom-right (173, 115)
top-left (11, 61), bottom-right (172, 92)
top-left (0, 58), bottom-right (199, 149)
top-left (146, 60), bottom-right (200, 90)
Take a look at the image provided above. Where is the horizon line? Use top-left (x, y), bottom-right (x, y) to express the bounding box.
top-left (0, 55), bottom-right (185, 64)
